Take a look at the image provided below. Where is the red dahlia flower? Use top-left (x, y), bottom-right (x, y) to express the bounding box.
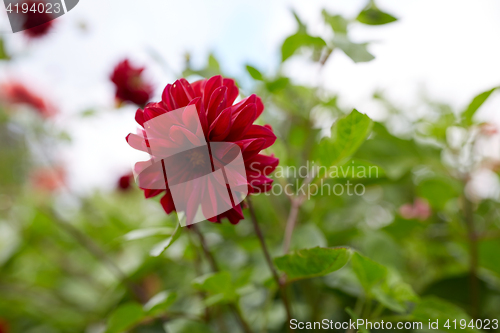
top-left (23, 1), bottom-right (55, 39)
top-left (111, 59), bottom-right (153, 107)
top-left (0, 81), bottom-right (57, 118)
top-left (117, 172), bottom-right (134, 191)
top-left (127, 75), bottom-right (278, 224)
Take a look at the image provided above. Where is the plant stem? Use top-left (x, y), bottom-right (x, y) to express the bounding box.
top-left (191, 225), bottom-right (254, 333)
top-left (463, 191), bottom-right (479, 319)
top-left (283, 198), bottom-right (300, 254)
top-left (246, 198), bottom-right (293, 329)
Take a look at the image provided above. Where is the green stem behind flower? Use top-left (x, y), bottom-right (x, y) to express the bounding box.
top-left (247, 197), bottom-right (293, 330)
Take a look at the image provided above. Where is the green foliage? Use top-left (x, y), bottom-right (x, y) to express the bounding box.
top-left (164, 319), bottom-right (214, 333)
top-left (193, 271), bottom-right (238, 305)
top-left (356, 2), bottom-right (398, 26)
top-left (0, 38), bottom-right (10, 60)
top-left (143, 291), bottom-right (177, 315)
top-left (314, 109), bottom-right (373, 170)
top-left (322, 10), bottom-right (348, 34)
top-left (281, 33), bottom-right (327, 62)
top-left (274, 247), bottom-right (351, 281)
top-left (150, 221), bottom-right (182, 256)
top-left (411, 297), bottom-right (480, 332)
top-left (462, 87), bottom-right (498, 126)
top-left (246, 65), bottom-right (264, 81)
top-left (106, 303), bottom-right (144, 333)
top-left (351, 252), bottom-right (387, 292)
top-left (332, 35), bottom-right (375, 63)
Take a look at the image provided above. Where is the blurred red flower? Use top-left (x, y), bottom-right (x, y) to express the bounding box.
top-left (127, 75), bottom-right (278, 224)
top-left (23, 1), bottom-right (55, 39)
top-left (399, 198), bottom-right (431, 221)
top-left (30, 166), bottom-right (65, 193)
top-left (0, 318), bottom-right (9, 333)
top-left (111, 59), bottom-right (153, 107)
top-left (0, 319), bottom-right (8, 333)
top-left (117, 173), bottom-right (133, 191)
top-left (0, 81), bottom-right (57, 118)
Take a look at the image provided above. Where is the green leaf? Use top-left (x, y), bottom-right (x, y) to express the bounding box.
top-left (351, 252), bottom-right (387, 292)
top-left (462, 87), bottom-right (497, 126)
top-left (106, 302), bottom-right (144, 333)
top-left (292, 10), bottom-right (307, 33)
top-left (416, 177), bottom-right (461, 210)
top-left (192, 271), bottom-right (237, 305)
top-left (281, 33), bottom-right (327, 62)
top-left (164, 319), bottom-right (214, 333)
top-left (274, 247), bottom-right (351, 282)
top-left (332, 35), bottom-right (375, 63)
top-left (265, 77), bottom-right (290, 92)
top-left (207, 53), bottom-right (220, 72)
top-left (479, 240), bottom-right (500, 276)
top-left (356, 2), bottom-right (398, 26)
top-left (143, 291), bottom-right (177, 315)
top-left (246, 65), bottom-right (264, 81)
top-left (322, 10), bottom-right (348, 34)
top-left (80, 109), bottom-right (97, 117)
top-left (411, 297), bottom-right (479, 332)
top-left (314, 109), bottom-right (373, 170)
top-left (0, 38), bottom-right (9, 60)
top-left (149, 222), bottom-right (182, 257)
top-left (372, 280), bottom-right (418, 313)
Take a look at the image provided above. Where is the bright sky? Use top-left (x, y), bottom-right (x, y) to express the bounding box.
top-left (1, 0), bottom-right (499, 192)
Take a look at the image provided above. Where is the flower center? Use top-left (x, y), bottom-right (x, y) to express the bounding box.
top-left (189, 149), bottom-right (207, 167)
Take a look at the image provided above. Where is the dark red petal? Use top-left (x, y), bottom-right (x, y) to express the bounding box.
top-left (191, 79), bottom-right (205, 97)
top-left (236, 138), bottom-right (266, 160)
top-left (246, 154), bottom-right (279, 175)
top-left (225, 104), bottom-right (257, 141)
top-left (144, 104), bottom-right (167, 122)
top-left (188, 97), bottom-right (208, 138)
top-left (144, 189), bottom-right (164, 198)
top-left (243, 125), bottom-right (277, 150)
top-left (179, 78), bottom-right (196, 99)
top-left (161, 84), bottom-right (175, 111)
top-left (160, 190), bottom-right (176, 214)
top-left (135, 108), bottom-right (145, 127)
top-left (223, 78), bottom-right (239, 105)
top-left (223, 205), bottom-right (245, 224)
top-left (202, 75), bottom-right (223, 108)
top-left (248, 174), bottom-right (274, 193)
top-left (209, 107), bottom-right (232, 141)
top-left (231, 94), bottom-right (256, 116)
top-left (255, 96), bottom-right (264, 118)
top-left (206, 86), bottom-right (227, 125)
top-left (169, 79), bottom-right (192, 108)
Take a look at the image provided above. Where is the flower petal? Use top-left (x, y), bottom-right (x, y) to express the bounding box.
top-left (243, 125), bottom-right (277, 149)
top-left (209, 107), bottom-right (232, 141)
top-left (225, 103), bottom-right (256, 141)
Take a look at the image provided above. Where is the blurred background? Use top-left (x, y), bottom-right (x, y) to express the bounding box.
top-left (1, 0), bottom-right (500, 332)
